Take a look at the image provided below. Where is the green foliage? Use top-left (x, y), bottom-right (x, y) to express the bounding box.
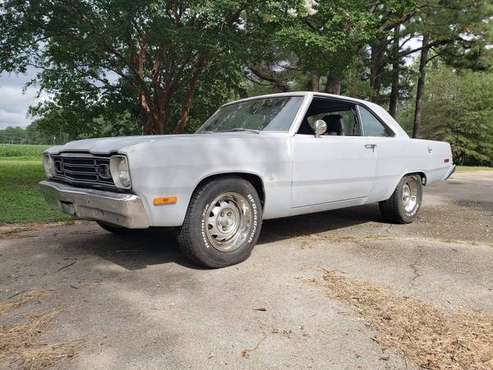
top-left (0, 0), bottom-right (302, 135)
top-left (0, 0), bottom-right (492, 167)
top-left (276, 0), bottom-right (378, 76)
top-left (401, 65), bottom-right (493, 166)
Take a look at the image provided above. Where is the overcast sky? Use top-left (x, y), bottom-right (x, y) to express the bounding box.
top-left (0, 68), bottom-right (41, 129)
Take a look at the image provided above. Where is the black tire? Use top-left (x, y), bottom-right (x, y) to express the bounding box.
top-left (177, 177), bottom-right (263, 268)
top-left (379, 174), bottom-right (423, 224)
top-left (96, 221), bottom-right (137, 235)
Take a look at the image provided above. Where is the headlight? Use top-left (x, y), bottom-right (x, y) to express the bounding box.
top-left (110, 155), bottom-right (132, 189)
top-left (43, 154), bottom-right (55, 178)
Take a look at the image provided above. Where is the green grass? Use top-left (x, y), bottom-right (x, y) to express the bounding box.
top-left (0, 145), bottom-right (69, 224)
top-left (456, 166), bottom-right (493, 172)
top-left (0, 144), bottom-right (49, 161)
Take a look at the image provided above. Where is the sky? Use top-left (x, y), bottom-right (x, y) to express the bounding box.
top-left (0, 68), bottom-right (41, 129)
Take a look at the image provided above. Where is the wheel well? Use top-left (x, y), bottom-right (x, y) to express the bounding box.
top-left (406, 172), bottom-right (427, 185)
top-left (194, 173), bottom-right (265, 207)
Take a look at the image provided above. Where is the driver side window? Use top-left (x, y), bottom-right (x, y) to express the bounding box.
top-left (298, 97), bottom-right (362, 136)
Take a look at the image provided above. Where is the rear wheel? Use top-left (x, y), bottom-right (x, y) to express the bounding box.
top-left (379, 174), bottom-right (423, 224)
top-left (177, 177), bottom-right (262, 268)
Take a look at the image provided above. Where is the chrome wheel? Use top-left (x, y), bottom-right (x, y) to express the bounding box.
top-left (402, 176), bottom-right (419, 213)
top-left (204, 192), bottom-right (253, 252)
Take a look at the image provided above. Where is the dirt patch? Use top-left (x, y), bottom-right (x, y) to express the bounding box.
top-left (406, 204), bottom-right (492, 245)
top-left (0, 290), bottom-right (81, 368)
top-left (0, 220), bottom-right (77, 239)
top-left (316, 270), bottom-right (493, 370)
top-left (455, 200), bottom-right (493, 215)
top-left (297, 234), bottom-right (393, 248)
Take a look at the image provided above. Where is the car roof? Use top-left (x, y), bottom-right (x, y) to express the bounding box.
top-left (223, 91), bottom-right (370, 106)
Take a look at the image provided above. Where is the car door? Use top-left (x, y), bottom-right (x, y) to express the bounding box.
top-left (290, 103), bottom-right (377, 210)
top-left (356, 104), bottom-right (403, 203)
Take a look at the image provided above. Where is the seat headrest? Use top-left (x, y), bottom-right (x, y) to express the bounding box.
top-left (322, 114), bottom-right (344, 136)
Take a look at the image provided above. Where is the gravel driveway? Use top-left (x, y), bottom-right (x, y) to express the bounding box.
top-left (1, 171), bottom-right (492, 369)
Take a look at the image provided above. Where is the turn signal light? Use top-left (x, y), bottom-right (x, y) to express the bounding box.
top-left (153, 196), bottom-right (177, 206)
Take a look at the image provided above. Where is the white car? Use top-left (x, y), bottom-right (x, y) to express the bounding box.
top-left (40, 92), bottom-right (455, 267)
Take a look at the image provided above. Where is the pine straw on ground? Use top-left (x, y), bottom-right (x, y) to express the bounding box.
top-left (0, 290), bottom-right (81, 369)
top-left (318, 270), bottom-right (493, 370)
top-left (0, 290), bottom-right (50, 316)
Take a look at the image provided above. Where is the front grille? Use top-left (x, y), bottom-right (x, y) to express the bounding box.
top-left (52, 153), bottom-right (116, 190)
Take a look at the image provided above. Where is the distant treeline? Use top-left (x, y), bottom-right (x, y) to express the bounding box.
top-left (0, 124), bottom-right (68, 145)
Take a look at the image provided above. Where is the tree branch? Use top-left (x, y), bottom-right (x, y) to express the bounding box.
top-left (248, 66), bottom-right (290, 91)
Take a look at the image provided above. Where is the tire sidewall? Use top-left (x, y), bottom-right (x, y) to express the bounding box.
top-left (396, 175), bottom-right (423, 222)
top-left (186, 178), bottom-right (262, 268)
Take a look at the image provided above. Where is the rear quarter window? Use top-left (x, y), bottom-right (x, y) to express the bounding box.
top-left (359, 106), bottom-right (394, 137)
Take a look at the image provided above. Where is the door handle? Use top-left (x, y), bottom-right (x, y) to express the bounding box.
top-left (364, 144), bottom-right (377, 151)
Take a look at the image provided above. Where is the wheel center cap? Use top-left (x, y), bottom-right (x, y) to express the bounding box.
top-left (220, 218), bottom-right (232, 227)
top-left (218, 208), bottom-right (236, 230)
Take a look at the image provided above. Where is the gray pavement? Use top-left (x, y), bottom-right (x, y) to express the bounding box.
top-left (1, 171), bottom-right (492, 369)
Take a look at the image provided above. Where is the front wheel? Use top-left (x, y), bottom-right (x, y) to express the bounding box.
top-left (379, 174), bottom-right (423, 224)
top-left (177, 177), bottom-right (263, 268)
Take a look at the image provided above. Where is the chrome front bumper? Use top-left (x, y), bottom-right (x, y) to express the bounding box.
top-left (39, 180), bottom-right (150, 228)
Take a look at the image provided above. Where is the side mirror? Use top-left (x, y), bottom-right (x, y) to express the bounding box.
top-left (312, 119), bottom-right (327, 138)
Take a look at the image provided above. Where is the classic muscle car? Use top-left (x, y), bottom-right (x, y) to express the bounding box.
top-left (40, 92), bottom-right (455, 267)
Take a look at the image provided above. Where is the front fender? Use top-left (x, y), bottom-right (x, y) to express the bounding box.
top-left (121, 135), bottom-right (290, 226)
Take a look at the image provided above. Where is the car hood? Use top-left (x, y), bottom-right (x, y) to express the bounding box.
top-left (45, 133), bottom-right (279, 155)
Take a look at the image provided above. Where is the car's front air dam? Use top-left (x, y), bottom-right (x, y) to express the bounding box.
top-left (39, 180), bottom-right (150, 228)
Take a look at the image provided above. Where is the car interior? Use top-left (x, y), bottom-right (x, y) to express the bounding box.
top-left (297, 97), bottom-right (393, 137)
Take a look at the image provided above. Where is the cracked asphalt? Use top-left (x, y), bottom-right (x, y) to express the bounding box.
top-left (1, 171), bottom-right (492, 369)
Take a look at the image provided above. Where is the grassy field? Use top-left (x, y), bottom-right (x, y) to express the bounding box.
top-left (456, 165), bottom-right (493, 172)
top-left (0, 144), bottom-right (69, 224)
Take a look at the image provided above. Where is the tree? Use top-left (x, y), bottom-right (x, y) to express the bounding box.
top-left (408, 0), bottom-right (493, 137)
top-left (388, 25), bottom-right (401, 117)
top-left (241, 1), bottom-right (417, 95)
top-left (0, 0), bottom-right (301, 134)
top-left (400, 65), bottom-right (493, 165)
top-left (363, 0), bottom-right (492, 122)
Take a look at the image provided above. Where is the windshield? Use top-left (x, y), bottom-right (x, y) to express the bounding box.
top-left (196, 96), bottom-right (304, 133)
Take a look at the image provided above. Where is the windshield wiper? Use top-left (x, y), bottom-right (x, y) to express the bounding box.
top-left (225, 128), bottom-right (260, 134)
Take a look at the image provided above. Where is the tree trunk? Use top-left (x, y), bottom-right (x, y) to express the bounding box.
top-left (138, 90), bottom-right (157, 134)
top-left (142, 117), bottom-right (154, 135)
top-left (389, 25), bottom-right (401, 118)
top-left (325, 71), bottom-right (341, 94)
top-left (311, 73), bottom-right (320, 91)
top-left (370, 38), bottom-right (387, 104)
top-left (174, 53), bottom-right (208, 133)
top-left (412, 33), bottom-right (430, 138)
